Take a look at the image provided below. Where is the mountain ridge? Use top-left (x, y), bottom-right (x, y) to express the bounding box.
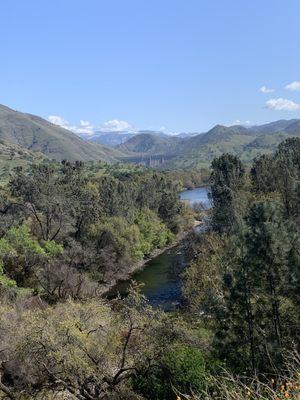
top-left (115, 119), bottom-right (300, 169)
top-left (0, 104), bottom-right (122, 162)
top-left (162, 119), bottom-right (300, 169)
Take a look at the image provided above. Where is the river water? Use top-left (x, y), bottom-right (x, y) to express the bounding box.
top-left (180, 187), bottom-right (211, 209)
top-left (109, 187), bottom-right (210, 310)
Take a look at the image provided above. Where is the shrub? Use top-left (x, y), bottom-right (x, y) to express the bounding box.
top-left (133, 343), bottom-right (216, 399)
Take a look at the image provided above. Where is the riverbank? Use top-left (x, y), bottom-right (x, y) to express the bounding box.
top-left (100, 222), bottom-right (200, 298)
top-left (100, 186), bottom-right (211, 302)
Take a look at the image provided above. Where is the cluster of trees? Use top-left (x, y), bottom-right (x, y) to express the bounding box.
top-left (184, 138), bottom-right (300, 382)
top-left (0, 161), bottom-right (189, 299)
top-left (0, 161), bottom-right (203, 399)
top-left (1, 138), bottom-right (299, 399)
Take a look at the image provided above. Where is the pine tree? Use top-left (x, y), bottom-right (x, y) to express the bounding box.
top-left (210, 154), bottom-right (245, 233)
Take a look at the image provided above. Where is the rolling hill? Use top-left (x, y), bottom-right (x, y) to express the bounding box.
top-left (3, 103), bottom-right (299, 169)
top-left (0, 104), bottom-right (122, 162)
top-left (88, 129), bottom-right (174, 148)
top-left (117, 133), bottom-right (182, 155)
top-left (116, 119), bottom-right (300, 169)
top-left (162, 120), bottom-right (300, 169)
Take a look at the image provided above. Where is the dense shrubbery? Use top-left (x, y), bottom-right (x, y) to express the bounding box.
top-left (0, 162), bottom-right (187, 291)
top-left (0, 287), bottom-right (166, 399)
top-left (0, 139), bottom-right (299, 399)
top-left (133, 343), bottom-right (219, 399)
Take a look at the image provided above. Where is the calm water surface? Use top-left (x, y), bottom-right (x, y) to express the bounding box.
top-left (109, 187), bottom-right (210, 310)
top-left (180, 187), bottom-right (211, 209)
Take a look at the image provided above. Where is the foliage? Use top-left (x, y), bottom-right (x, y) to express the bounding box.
top-left (0, 225), bottom-right (62, 286)
top-left (179, 352), bottom-right (300, 399)
top-left (0, 288), bottom-right (164, 399)
top-left (2, 136), bottom-right (300, 399)
top-left (210, 153), bottom-right (245, 233)
top-left (88, 216), bottom-right (145, 262)
top-left (184, 139), bottom-right (300, 379)
top-left (134, 208), bottom-right (174, 254)
top-left (133, 343), bottom-right (215, 399)
top-left (182, 233), bottom-right (226, 316)
top-left (0, 262), bottom-right (16, 288)
top-left (6, 161), bottom-right (184, 286)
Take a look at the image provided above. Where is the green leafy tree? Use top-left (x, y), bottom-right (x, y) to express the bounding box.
top-left (10, 164), bottom-right (67, 240)
top-left (135, 208), bottom-right (173, 254)
top-left (0, 225), bottom-right (63, 286)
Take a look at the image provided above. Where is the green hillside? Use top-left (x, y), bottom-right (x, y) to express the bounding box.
top-left (117, 132), bottom-right (181, 155)
top-left (161, 120), bottom-right (300, 169)
top-left (0, 104), bottom-right (122, 162)
top-left (116, 120), bottom-right (300, 170)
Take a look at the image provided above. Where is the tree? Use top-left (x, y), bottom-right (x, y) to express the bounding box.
top-left (251, 154), bottom-right (277, 193)
top-left (0, 225), bottom-right (62, 286)
top-left (244, 202), bottom-right (291, 349)
top-left (133, 343), bottom-right (213, 400)
top-left (134, 208), bottom-right (173, 255)
top-left (273, 138), bottom-right (300, 217)
top-left (182, 233), bottom-right (226, 317)
top-left (0, 189), bottom-right (24, 238)
top-left (10, 164), bottom-right (67, 241)
top-left (214, 201), bottom-right (299, 373)
top-left (210, 154), bottom-right (245, 233)
top-left (61, 161), bottom-right (102, 240)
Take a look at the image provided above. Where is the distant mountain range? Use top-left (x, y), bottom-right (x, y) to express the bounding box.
top-left (1, 103), bottom-right (300, 171)
top-left (113, 119), bottom-right (300, 169)
top-left (0, 104), bottom-right (121, 162)
top-left (88, 131), bottom-right (137, 147)
top-left (88, 129), bottom-right (179, 147)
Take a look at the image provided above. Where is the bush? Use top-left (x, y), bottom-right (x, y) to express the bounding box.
top-left (133, 343), bottom-right (216, 399)
top-left (0, 225), bottom-right (63, 287)
top-left (135, 208), bottom-right (174, 255)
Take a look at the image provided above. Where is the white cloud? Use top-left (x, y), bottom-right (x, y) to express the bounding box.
top-left (98, 119), bottom-right (132, 132)
top-left (80, 120), bottom-right (93, 129)
top-left (265, 98), bottom-right (300, 111)
top-left (285, 81), bottom-right (300, 91)
top-left (227, 120), bottom-right (251, 127)
top-left (48, 115), bottom-right (71, 130)
top-left (260, 86), bottom-right (274, 94)
top-left (48, 115), bottom-right (134, 136)
top-left (75, 120), bottom-right (94, 136)
top-left (159, 126), bottom-right (167, 132)
top-left (48, 115), bottom-right (94, 136)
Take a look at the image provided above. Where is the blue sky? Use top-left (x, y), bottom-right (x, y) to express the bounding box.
top-left (1, 0), bottom-right (300, 134)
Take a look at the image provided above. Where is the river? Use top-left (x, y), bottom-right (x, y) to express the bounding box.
top-left (109, 187), bottom-right (211, 310)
